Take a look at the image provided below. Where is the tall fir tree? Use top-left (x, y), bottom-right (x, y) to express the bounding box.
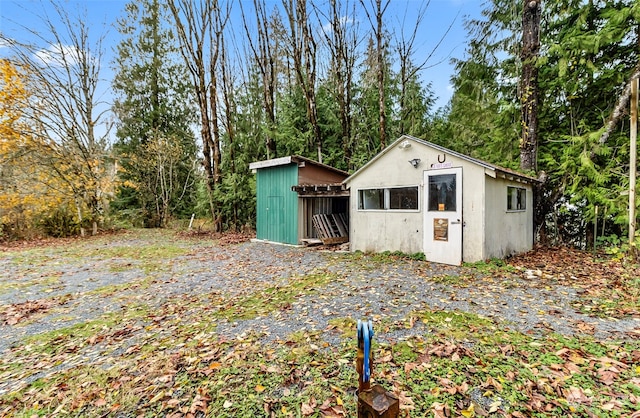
top-left (440, 0), bottom-right (521, 167)
top-left (538, 0), bottom-right (640, 244)
top-left (352, 35), bottom-right (398, 168)
top-left (112, 0), bottom-right (198, 227)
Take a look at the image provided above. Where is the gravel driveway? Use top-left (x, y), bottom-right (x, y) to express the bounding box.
top-left (1, 231), bottom-right (638, 394)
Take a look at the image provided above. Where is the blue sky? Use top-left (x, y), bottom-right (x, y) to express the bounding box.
top-left (0, 0), bottom-right (484, 111)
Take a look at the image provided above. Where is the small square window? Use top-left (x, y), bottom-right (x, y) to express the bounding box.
top-left (389, 187), bottom-right (418, 210)
top-left (507, 187), bottom-right (526, 211)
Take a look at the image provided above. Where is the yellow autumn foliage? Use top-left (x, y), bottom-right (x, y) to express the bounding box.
top-left (0, 59), bottom-right (79, 237)
top-left (0, 58), bottom-right (29, 157)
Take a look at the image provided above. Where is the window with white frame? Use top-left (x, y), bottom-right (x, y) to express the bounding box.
top-left (358, 187), bottom-right (418, 210)
top-left (507, 186), bottom-right (526, 211)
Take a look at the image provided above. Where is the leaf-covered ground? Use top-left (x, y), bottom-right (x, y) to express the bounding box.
top-left (0, 229), bottom-right (638, 417)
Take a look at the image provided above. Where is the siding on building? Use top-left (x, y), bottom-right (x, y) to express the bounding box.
top-left (256, 163), bottom-right (299, 244)
top-left (484, 176), bottom-right (534, 259)
top-left (251, 155), bottom-right (349, 245)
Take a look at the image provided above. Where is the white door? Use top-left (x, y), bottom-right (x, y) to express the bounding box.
top-left (424, 167), bottom-right (463, 265)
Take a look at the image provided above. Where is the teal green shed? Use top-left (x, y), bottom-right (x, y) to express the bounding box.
top-left (250, 156), bottom-right (349, 245)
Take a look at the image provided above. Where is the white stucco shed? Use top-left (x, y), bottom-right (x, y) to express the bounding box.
top-left (344, 135), bottom-right (539, 265)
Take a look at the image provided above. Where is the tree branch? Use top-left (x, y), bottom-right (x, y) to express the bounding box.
top-left (597, 65), bottom-right (640, 147)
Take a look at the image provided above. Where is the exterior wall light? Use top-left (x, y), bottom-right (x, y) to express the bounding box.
top-left (409, 158), bottom-right (421, 168)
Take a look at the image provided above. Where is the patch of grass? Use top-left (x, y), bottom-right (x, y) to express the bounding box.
top-left (328, 317), bottom-right (356, 334)
top-left (91, 242), bottom-right (190, 274)
top-left (0, 273), bottom-right (62, 296)
top-left (5, 250), bottom-right (59, 268)
top-left (213, 271), bottom-right (338, 321)
top-left (87, 274), bottom-right (159, 298)
top-left (20, 304), bottom-right (150, 356)
top-left (370, 250), bottom-right (426, 262)
top-left (2, 304), bottom-right (639, 417)
top-left (95, 242), bottom-right (188, 262)
top-left (418, 310), bottom-right (495, 339)
top-left (21, 315), bottom-right (120, 356)
top-left (464, 257), bottom-right (516, 274)
top-left (429, 273), bottom-right (466, 286)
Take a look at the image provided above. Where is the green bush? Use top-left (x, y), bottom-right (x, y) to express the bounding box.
top-left (38, 207), bottom-right (80, 237)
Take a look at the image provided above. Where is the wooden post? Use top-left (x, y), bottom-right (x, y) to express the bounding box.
top-left (630, 77), bottom-right (638, 258)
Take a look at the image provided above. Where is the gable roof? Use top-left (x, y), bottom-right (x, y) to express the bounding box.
top-left (344, 135), bottom-right (540, 185)
top-left (249, 155), bottom-right (349, 176)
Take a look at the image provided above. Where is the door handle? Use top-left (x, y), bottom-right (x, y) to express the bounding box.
top-left (451, 219), bottom-right (461, 224)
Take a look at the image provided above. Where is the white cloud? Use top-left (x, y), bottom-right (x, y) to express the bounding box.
top-left (0, 37), bottom-right (14, 49)
top-left (33, 43), bottom-right (84, 67)
top-left (321, 15), bottom-right (356, 36)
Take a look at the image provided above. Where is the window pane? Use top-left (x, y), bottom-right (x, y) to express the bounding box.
top-left (389, 187), bottom-right (418, 210)
top-left (507, 187), bottom-right (515, 210)
top-left (518, 189), bottom-right (526, 210)
top-left (358, 189), bottom-right (384, 210)
top-left (428, 174), bottom-right (456, 211)
top-left (507, 187), bottom-right (526, 211)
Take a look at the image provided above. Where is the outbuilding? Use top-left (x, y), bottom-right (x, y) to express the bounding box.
top-left (344, 135), bottom-right (539, 265)
top-left (249, 156), bottom-right (349, 245)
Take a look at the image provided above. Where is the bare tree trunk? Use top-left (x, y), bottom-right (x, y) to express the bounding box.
top-left (219, 19), bottom-right (239, 230)
top-left (520, 0), bottom-right (541, 172)
top-left (375, 0), bottom-right (388, 150)
top-left (361, 0), bottom-right (390, 151)
top-left (318, 0), bottom-right (358, 168)
top-left (209, 2), bottom-right (228, 231)
top-left (241, 0), bottom-right (278, 158)
top-left (169, 0), bottom-right (229, 231)
top-left (284, 0), bottom-right (321, 161)
top-left (597, 65), bottom-right (640, 148)
top-left (629, 77), bottom-right (638, 259)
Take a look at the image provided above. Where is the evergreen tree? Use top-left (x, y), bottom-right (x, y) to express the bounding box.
top-left (352, 35), bottom-right (398, 168)
top-left (538, 0), bottom-right (640, 244)
top-left (397, 67), bottom-right (435, 138)
top-left (112, 0), bottom-right (198, 227)
top-left (441, 0), bottom-right (639, 246)
top-left (443, 38), bottom-right (520, 167)
top-left (443, 0), bottom-right (522, 167)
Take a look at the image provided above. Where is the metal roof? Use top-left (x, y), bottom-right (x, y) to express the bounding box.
top-left (249, 155), bottom-right (349, 176)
